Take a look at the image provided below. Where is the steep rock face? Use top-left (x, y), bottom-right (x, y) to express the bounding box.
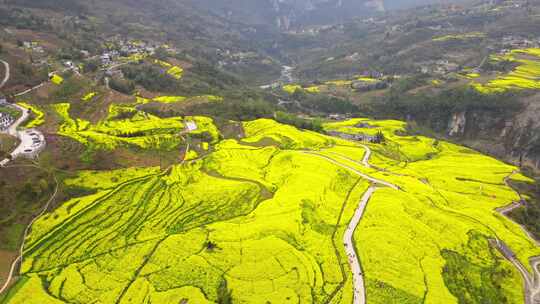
top-left (447, 111), bottom-right (467, 137)
top-left (447, 100), bottom-right (540, 171)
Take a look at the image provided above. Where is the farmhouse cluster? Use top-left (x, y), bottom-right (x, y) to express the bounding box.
top-left (0, 112), bottom-right (14, 131)
top-left (99, 38), bottom-right (161, 66)
top-left (0, 103), bottom-right (46, 167)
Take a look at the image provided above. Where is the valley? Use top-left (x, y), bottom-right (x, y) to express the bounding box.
top-left (2, 115), bottom-right (539, 304)
top-left (0, 0), bottom-right (539, 303)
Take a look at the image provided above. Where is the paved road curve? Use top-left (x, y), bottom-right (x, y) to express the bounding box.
top-left (344, 186), bottom-right (377, 304)
top-left (498, 172), bottom-right (540, 304)
top-left (0, 60), bottom-right (9, 89)
top-left (303, 151), bottom-right (398, 190)
top-left (304, 146), bottom-right (399, 304)
top-left (531, 258), bottom-right (540, 304)
top-left (0, 60), bottom-right (46, 167)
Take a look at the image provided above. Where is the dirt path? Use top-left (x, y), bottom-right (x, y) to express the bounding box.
top-left (310, 145), bottom-right (540, 303)
top-left (0, 250), bottom-right (16, 287)
top-left (13, 83), bottom-right (44, 98)
top-left (303, 151), bottom-right (398, 190)
top-left (0, 60), bottom-right (46, 167)
top-left (0, 165), bottom-right (58, 295)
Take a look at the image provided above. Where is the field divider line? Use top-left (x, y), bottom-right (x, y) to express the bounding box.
top-left (22, 171), bottom-right (164, 256)
top-left (300, 151), bottom-right (399, 190)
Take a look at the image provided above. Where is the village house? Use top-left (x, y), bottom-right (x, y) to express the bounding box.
top-left (502, 35), bottom-right (535, 48)
top-left (100, 53), bottom-right (112, 65)
top-left (327, 131), bottom-right (380, 143)
top-left (435, 60), bottom-right (459, 74)
top-left (0, 112), bottom-right (14, 131)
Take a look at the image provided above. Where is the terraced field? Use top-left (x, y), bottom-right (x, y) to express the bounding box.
top-left (154, 60), bottom-right (184, 79)
top-left (1, 118), bottom-right (538, 304)
top-left (52, 101), bottom-right (219, 153)
top-left (16, 103), bottom-right (45, 128)
top-left (432, 32), bottom-right (486, 42)
top-left (282, 75), bottom-right (382, 94)
top-left (472, 48), bottom-right (540, 94)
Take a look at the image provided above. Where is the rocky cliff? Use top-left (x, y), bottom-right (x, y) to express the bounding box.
top-left (447, 96), bottom-right (540, 171)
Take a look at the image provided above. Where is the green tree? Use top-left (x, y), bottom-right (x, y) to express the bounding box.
top-left (84, 59), bottom-right (100, 73)
top-left (374, 130), bottom-right (386, 144)
top-left (217, 280), bottom-right (233, 304)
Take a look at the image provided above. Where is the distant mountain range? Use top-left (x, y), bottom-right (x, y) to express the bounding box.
top-left (188, 0), bottom-right (448, 30)
top-left (5, 0), bottom-right (450, 32)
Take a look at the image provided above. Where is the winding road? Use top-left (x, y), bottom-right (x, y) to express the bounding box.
top-left (0, 60), bottom-right (46, 167)
top-left (498, 172), bottom-right (540, 304)
top-left (0, 60), bottom-right (9, 89)
top-left (531, 259), bottom-right (540, 304)
top-left (305, 146), bottom-right (399, 304)
top-left (1, 53), bottom-right (538, 302)
top-left (344, 186), bottom-right (376, 304)
top-left (311, 145), bottom-right (540, 304)
top-left (1, 58), bottom-right (47, 98)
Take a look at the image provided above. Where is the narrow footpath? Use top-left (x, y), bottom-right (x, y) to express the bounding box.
top-left (0, 165), bottom-right (58, 295)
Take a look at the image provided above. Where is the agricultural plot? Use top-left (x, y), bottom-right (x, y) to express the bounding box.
top-left (17, 102), bottom-right (44, 128)
top-left (53, 102), bottom-right (220, 153)
top-left (282, 76), bottom-right (383, 94)
top-left (81, 92), bottom-right (97, 102)
top-left (283, 84), bottom-right (302, 94)
top-left (137, 95), bottom-right (222, 105)
top-left (282, 76), bottom-right (385, 95)
top-left (472, 48), bottom-right (540, 94)
top-left (50, 74), bottom-right (64, 85)
top-left (325, 80), bottom-right (353, 86)
top-left (322, 118), bottom-right (540, 303)
top-left (282, 84), bottom-right (322, 94)
top-left (151, 96), bottom-right (186, 103)
top-left (154, 59), bottom-right (183, 80)
top-left (2, 118), bottom-right (538, 304)
top-left (432, 32), bottom-right (486, 42)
